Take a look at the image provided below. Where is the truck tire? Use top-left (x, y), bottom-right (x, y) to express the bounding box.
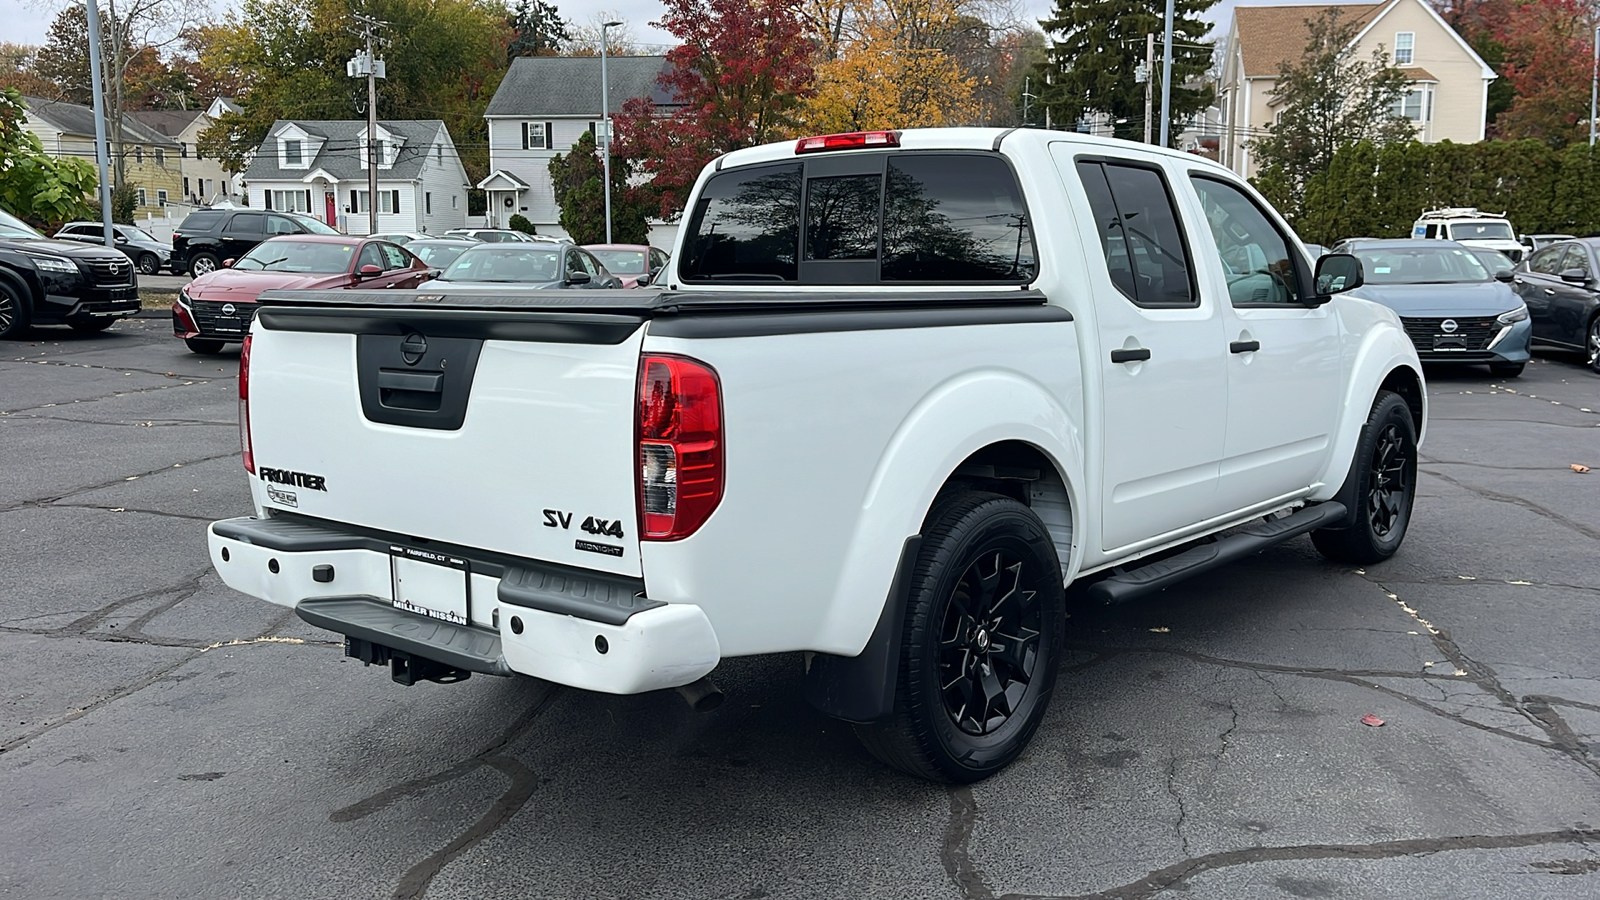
top-left (855, 491), bottom-right (1065, 783)
top-left (0, 281), bottom-right (29, 340)
top-left (188, 252), bottom-right (219, 277)
top-left (1311, 391), bottom-right (1417, 564)
top-left (185, 337), bottom-right (227, 355)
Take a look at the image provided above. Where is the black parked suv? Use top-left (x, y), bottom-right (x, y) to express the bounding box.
top-left (0, 208), bottom-right (140, 339)
top-left (173, 209), bottom-right (339, 277)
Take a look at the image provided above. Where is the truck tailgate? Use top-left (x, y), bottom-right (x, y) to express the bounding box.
top-left (246, 303), bottom-right (647, 576)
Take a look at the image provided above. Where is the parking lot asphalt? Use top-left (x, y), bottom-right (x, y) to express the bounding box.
top-left (2, 317), bottom-right (1598, 900)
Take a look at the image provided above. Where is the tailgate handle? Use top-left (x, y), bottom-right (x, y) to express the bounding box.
top-left (377, 369), bottom-right (444, 393)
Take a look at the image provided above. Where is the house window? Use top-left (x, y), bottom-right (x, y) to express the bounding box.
top-left (269, 190), bottom-right (311, 212)
top-left (376, 140), bottom-right (388, 166)
top-left (284, 139), bottom-right (302, 165)
top-left (180, 143), bottom-right (188, 159)
top-left (436, 144), bottom-right (443, 162)
top-left (184, 177), bottom-right (190, 197)
top-left (134, 146), bottom-right (143, 163)
top-left (157, 190), bottom-right (168, 207)
top-left (353, 190), bottom-right (402, 213)
top-left (521, 121), bottom-right (551, 150)
top-left (136, 188), bottom-right (147, 206)
top-left (452, 195), bottom-right (458, 209)
top-left (1391, 86), bottom-right (1427, 122)
top-left (155, 148), bottom-right (165, 166)
top-left (1395, 32), bottom-right (1414, 65)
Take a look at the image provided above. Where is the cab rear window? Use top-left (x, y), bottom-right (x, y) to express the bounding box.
top-left (679, 152), bottom-right (1036, 285)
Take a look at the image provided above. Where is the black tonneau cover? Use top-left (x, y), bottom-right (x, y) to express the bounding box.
top-left (252, 288), bottom-right (1069, 342)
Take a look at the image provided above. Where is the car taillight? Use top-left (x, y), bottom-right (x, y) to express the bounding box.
top-left (636, 355), bottom-right (722, 541)
top-left (795, 130), bottom-right (900, 154)
top-left (239, 334), bottom-right (254, 474)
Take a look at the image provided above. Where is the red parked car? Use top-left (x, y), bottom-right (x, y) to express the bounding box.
top-left (172, 235), bottom-right (435, 354)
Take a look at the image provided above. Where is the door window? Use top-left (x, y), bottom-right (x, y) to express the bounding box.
top-left (1529, 246), bottom-right (1564, 275)
top-left (577, 251), bottom-right (603, 277)
top-left (650, 248), bottom-right (669, 270)
top-left (1559, 246), bottom-right (1590, 277)
top-left (266, 215), bottom-right (301, 235)
top-left (1076, 160), bottom-right (1195, 307)
top-left (1424, 224), bottom-right (1438, 239)
top-left (357, 243), bottom-right (384, 272)
top-left (379, 243), bottom-right (411, 270)
top-left (1189, 175), bottom-right (1305, 306)
top-left (565, 250), bottom-right (585, 279)
top-left (229, 213), bottom-right (264, 235)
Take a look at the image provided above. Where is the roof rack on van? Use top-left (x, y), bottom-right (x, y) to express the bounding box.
top-left (1416, 207), bottom-right (1507, 220)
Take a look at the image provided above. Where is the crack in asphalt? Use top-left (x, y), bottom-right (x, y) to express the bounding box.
top-left (51, 502), bottom-right (222, 523)
top-left (0, 374), bottom-right (220, 416)
top-left (0, 608), bottom-right (295, 755)
top-left (0, 450), bottom-right (237, 514)
top-left (996, 828), bottom-right (1600, 899)
top-left (1424, 469), bottom-right (1600, 543)
top-left (325, 686), bottom-right (557, 900)
top-left (2, 413), bottom-right (233, 428)
top-left (1164, 755), bottom-right (1192, 858)
top-left (942, 786), bottom-right (995, 900)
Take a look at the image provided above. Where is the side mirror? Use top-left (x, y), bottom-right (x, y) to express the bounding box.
top-left (222, 258), bottom-right (235, 268)
top-left (1493, 270), bottom-right (1515, 283)
top-left (1559, 267), bottom-right (1590, 284)
top-left (357, 264), bottom-right (383, 278)
top-left (565, 270), bottom-right (592, 286)
top-left (637, 271), bottom-right (653, 286)
top-left (1314, 253), bottom-right (1363, 298)
top-left (114, 234), bottom-right (128, 244)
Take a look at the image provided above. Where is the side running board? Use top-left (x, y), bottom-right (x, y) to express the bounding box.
top-left (1087, 502), bottom-right (1347, 605)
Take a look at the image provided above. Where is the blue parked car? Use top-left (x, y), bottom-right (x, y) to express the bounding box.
top-left (1332, 238), bottom-right (1532, 378)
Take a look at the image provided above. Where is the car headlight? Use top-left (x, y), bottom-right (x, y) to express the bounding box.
top-left (1497, 304), bottom-right (1529, 325)
top-left (25, 253), bottom-right (78, 274)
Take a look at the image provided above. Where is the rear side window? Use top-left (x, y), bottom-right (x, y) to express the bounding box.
top-left (679, 153), bottom-right (1035, 285)
top-left (183, 210), bottom-right (224, 232)
top-left (1076, 160), bottom-right (1195, 307)
top-left (681, 162), bottom-right (802, 282)
top-left (229, 213), bottom-right (264, 235)
top-left (1560, 245), bottom-right (1591, 275)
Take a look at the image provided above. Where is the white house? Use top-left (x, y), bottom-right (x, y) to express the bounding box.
top-left (480, 55), bottom-right (679, 247)
top-left (241, 118), bottom-right (470, 235)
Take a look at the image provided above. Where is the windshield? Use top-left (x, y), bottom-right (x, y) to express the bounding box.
top-left (410, 243), bottom-right (470, 268)
top-left (588, 249), bottom-right (647, 274)
top-left (1469, 249), bottom-right (1514, 275)
top-left (439, 246), bottom-right (562, 282)
top-left (1448, 221), bottom-right (1514, 241)
top-left (233, 240), bottom-right (355, 273)
top-left (121, 226), bottom-right (159, 243)
top-left (287, 214), bottom-right (339, 235)
top-left (0, 209), bottom-right (44, 239)
top-left (1355, 246), bottom-right (1492, 284)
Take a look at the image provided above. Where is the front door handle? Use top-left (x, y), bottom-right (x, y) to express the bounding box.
top-left (1110, 348), bottom-right (1152, 364)
top-left (1545, 288), bottom-right (1556, 295)
top-left (1230, 340), bottom-right (1261, 354)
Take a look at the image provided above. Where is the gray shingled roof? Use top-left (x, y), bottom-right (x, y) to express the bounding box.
top-left (128, 109), bottom-right (206, 137)
top-left (23, 96), bottom-right (179, 146)
top-left (485, 56), bottom-right (680, 117)
top-left (241, 119), bottom-right (446, 183)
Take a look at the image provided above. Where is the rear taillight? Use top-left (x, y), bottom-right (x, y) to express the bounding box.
top-left (795, 130), bottom-right (900, 153)
top-left (239, 334), bottom-right (254, 474)
top-left (636, 355), bottom-right (723, 541)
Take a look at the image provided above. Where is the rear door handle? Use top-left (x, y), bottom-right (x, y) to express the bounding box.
top-left (1110, 348), bottom-right (1152, 364)
top-left (1230, 340), bottom-right (1260, 354)
top-left (1545, 288), bottom-right (1556, 295)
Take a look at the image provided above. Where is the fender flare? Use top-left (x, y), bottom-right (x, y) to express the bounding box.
top-left (1312, 325), bottom-right (1425, 526)
top-left (803, 370), bottom-right (1084, 722)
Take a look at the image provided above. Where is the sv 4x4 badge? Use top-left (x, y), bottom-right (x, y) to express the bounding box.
top-left (542, 508), bottom-right (625, 538)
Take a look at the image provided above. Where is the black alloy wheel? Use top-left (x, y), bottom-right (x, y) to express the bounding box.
top-left (1311, 391), bottom-right (1418, 564)
top-left (855, 491), bottom-right (1065, 783)
top-left (1588, 314), bottom-right (1600, 374)
top-left (137, 253), bottom-right (160, 275)
top-left (0, 283), bottom-right (27, 339)
top-left (938, 548), bottom-right (1045, 737)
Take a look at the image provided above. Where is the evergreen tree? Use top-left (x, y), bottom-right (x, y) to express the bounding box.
top-left (1033, 0), bottom-right (1215, 142)
top-left (507, 0), bottom-right (570, 60)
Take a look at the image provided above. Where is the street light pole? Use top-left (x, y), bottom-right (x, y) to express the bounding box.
top-left (601, 20), bottom-right (622, 244)
top-left (83, 1), bottom-right (114, 248)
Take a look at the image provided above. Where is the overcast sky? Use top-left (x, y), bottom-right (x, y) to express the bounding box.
top-left (2, 0), bottom-right (1346, 62)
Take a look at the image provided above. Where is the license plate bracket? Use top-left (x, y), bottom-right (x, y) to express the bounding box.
top-left (389, 546), bottom-right (469, 625)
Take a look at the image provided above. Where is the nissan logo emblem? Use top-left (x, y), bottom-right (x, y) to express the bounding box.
top-left (221, 303), bottom-right (236, 316)
top-left (400, 332), bottom-right (428, 365)
top-left (1440, 319), bottom-right (1459, 333)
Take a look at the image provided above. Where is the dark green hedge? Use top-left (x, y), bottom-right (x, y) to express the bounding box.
top-left (1260, 140), bottom-right (1600, 245)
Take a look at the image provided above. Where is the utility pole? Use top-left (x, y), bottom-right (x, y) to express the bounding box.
top-left (601, 20), bottom-right (621, 244)
top-left (1159, 0), bottom-right (1176, 146)
top-left (84, 1), bottom-right (114, 247)
top-left (1023, 76), bottom-right (1030, 126)
top-left (348, 14), bottom-right (387, 235)
top-left (1141, 33), bottom-right (1154, 144)
top-left (1590, 22), bottom-right (1598, 146)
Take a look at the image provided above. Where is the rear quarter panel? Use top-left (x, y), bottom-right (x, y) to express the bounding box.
top-left (638, 319), bottom-right (1084, 657)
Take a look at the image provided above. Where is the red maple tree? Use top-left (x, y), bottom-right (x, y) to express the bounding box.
top-left (612, 0), bottom-right (815, 220)
top-left (1434, 0), bottom-right (1597, 144)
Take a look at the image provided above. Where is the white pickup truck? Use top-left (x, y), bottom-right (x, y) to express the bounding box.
top-left (208, 128), bottom-right (1425, 782)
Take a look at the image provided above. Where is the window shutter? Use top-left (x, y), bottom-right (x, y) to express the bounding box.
top-left (545, 122), bottom-right (554, 149)
top-left (521, 122), bottom-right (529, 150)
top-left (391, 190), bottom-right (400, 213)
top-left (351, 190), bottom-right (359, 213)
top-left (305, 190), bottom-right (312, 213)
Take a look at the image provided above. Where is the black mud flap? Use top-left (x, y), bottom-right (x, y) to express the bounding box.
top-left (802, 535), bottom-right (922, 724)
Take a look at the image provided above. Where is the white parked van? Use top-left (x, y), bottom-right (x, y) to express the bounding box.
top-left (1412, 208), bottom-right (1524, 261)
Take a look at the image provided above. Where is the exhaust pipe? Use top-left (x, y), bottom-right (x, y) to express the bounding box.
top-left (674, 676), bottom-right (723, 713)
